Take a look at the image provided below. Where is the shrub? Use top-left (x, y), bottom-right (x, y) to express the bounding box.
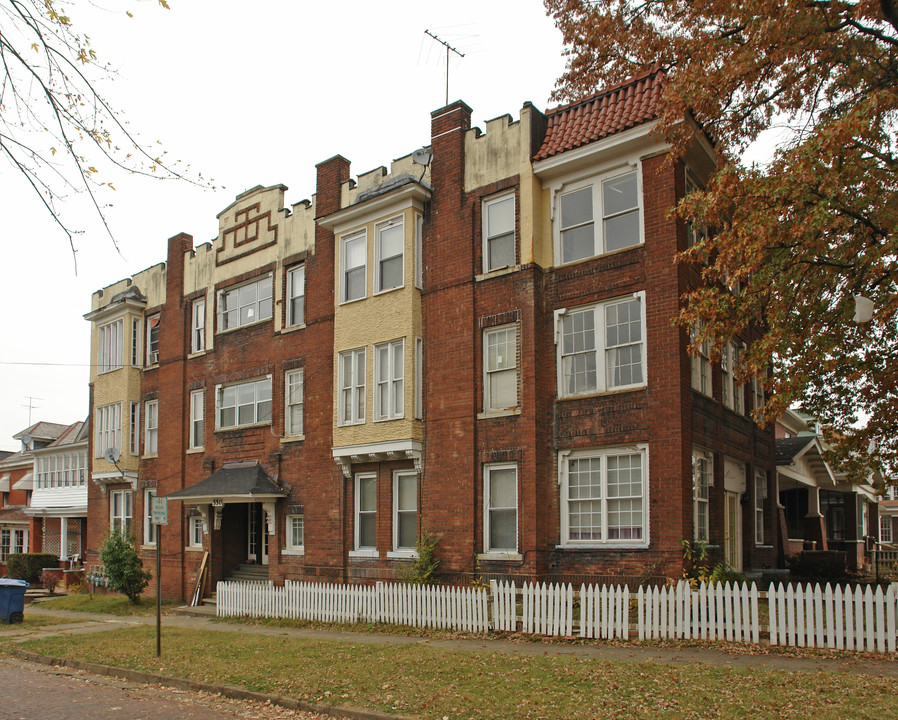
top-left (788, 550), bottom-right (847, 581)
top-left (99, 531), bottom-right (152, 604)
top-left (41, 568), bottom-right (64, 594)
top-left (6, 553), bottom-right (58, 584)
top-left (399, 532), bottom-right (441, 585)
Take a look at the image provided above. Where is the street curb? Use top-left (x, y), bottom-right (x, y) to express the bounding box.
top-left (11, 649), bottom-right (419, 720)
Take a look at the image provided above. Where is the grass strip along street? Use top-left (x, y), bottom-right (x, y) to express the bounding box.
top-left (5, 616), bottom-right (898, 720)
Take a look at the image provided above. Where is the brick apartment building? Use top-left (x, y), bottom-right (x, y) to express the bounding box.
top-left (84, 69), bottom-right (777, 601)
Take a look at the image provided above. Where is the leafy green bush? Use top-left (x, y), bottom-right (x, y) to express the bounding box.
top-left (99, 532), bottom-right (151, 604)
top-left (399, 532), bottom-right (441, 585)
top-left (6, 553), bottom-right (58, 584)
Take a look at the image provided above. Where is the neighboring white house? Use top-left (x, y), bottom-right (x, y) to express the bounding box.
top-left (26, 420), bottom-right (88, 562)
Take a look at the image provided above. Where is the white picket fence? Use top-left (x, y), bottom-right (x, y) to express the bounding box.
top-left (216, 578), bottom-right (898, 653)
top-left (216, 579), bottom-right (489, 632)
top-left (767, 582), bottom-right (897, 653)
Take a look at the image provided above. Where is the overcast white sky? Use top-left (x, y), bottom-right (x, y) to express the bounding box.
top-left (0, 0), bottom-right (566, 451)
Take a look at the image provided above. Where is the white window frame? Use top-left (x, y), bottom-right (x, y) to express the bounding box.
top-left (287, 265), bottom-right (305, 327)
top-left (285, 369), bottom-right (304, 437)
top-left (191, 297), bottom-right (206, 353)
top-left (188, 515), bottom-right (204, 548)
top-left (684, 171), bottom-right (710, 250)
top-left (340, 230), bottom-right (367, 303)
top-left (483, 464), bottom-right (518, 555)
top-left (555, 166), bottom-right (642, 265)
top-left (217, 274), bottom-right (273, 332)
top-left (483, 192), bottom-right (516, 273)
top-left (375, 216), bottom-right (405, 293)
top-left (374, 339), bottom-right (404, 422)
top-left (693, 448), bottom-right (713, 542)
top-left (559, 446), bottom-right (649, 548)
top-left (216, 377), bottom-right (272, 430)
top-left (96, 402), bottom-right (122, 459)
top-left (755, 469), bottom-right (767, 545)
top-left (131, 317), bottom-right (141, 366)
top-left (189, 389), bottom-right (205, 449)
top-left (285, 513), bottom-right (305, 554)
top-left (484, 324), bottom-right (518, 412)
top-left (144, 399), bottom-right (158, 455)
top-left (143, 488), bottom-right (157, 546)
top-left (391, 470), bottom-right (418, 555)
top-left (129, 402), bottom-right (140, 456)
top-left (691, 324), bottom-right (712, 397)
top-left (415, 337), bottom-right (423, 420)
top-left (145, 314), bottom-right (160, 365)
top-left (338, 347), bottom-right (366, 426)
top-left (353, 472), bottom-right (377, 556)
top-left (110, 489), bottom-right (132, 535)
top-left (98, 319), bottom-right (124, 374)
top-left (880, 514), bottom-right (893, 544)
top-left (721, 341), bottom-right (745, 413)
top-left (556, 293), bottom-right (646, 398)
top-left (414, 213), bottom-right (423, 289)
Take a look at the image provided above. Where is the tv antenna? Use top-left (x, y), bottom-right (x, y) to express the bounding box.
top-left (22, 396), bottom-right (43, 426)
top-left (424, 29), bottom-right (465, 106)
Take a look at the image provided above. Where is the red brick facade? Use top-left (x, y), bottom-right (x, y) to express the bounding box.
top-left (85, 80), bottom-right (777, 600)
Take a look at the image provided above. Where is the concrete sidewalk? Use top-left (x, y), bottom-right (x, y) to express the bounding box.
top-left (17, 604), bottom-right (898, 677)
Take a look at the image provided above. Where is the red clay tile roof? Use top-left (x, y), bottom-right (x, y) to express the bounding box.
top-left (533, 66), bottom-right (664, 162)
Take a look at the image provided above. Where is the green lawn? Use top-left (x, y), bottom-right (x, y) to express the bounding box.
top-left (0, 614), bottom-right (86, 632)
top-left (35, 593), bottom-right (177, 616)
top-left (13, 626), bottom-right (898, 719)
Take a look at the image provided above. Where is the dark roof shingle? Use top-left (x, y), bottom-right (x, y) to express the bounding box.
top-left (533, 67), bottom-right (664, 162)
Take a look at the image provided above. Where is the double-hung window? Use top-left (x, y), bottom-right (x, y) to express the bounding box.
top-left (483, 193), bottom-right (515, 272)
top-left (561, 446), bottom-right (648, 546)
top-left (393, 471), bottom-right (417, 553)
top-left (338, 348), bottom-right (366, 426)
top-left (285, 369), bottom-right (304, 436)
top-left (375, 217), bottom-right (404, 292)
top-left (692, 448), bottom-right (713, 542)
top-left (191, 298), bottom-right (206, 353)
top-left (218, 275), bottom-right (273, 331)
top-left (880, 514), bottom-right (893, 544)
top-left (287, 265), bottom-right (305, 326)
top-left (145, 314), bottom-right (160, 365)
top-left (110, 489), bottom-right (132, 534)
top-left (374, 339), bottom-right (404, 421)
top-left (144, 488), bottom-right (157, 545)
top-left (355, 473), bottom-right (377, 552)
top-left (286, 513), bottom-right (305, 553)
top-left (129, 402), bottom-right (140, 456)
top-left (691, 324), bottom-right (712, 397)
top-left (144, 400), bottom-right (158, 455)
top-left (755, 469), bottom-right (767, 545)
top-left (188, 515), bottom-right (204, 548)
top-left (484, 464), bottom-right (518, 553)
top-left (558, 294), bottom-right (645, 397)
top-left (484, 325), bottom-right (517, 411)
top-left (96, 403), bottom-right (122, 458)
top-left (189, 390), bottom-right (204, 449)
top-left (131, 318), bottom-right (141, 366)
top-left (752, 373), bottom-right (765, 413)
top-left (721, 341), bottom-right (744, 413)
top-left (341, 231), bottom-right (367, 302)
top-left (98, 319), bottom-right (123, 373)
top-left (217, 378), bottom-right (272, 429)
top-left (558, 169), bottom-right (640, 264)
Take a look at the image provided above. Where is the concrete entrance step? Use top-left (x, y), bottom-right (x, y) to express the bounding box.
top-left (224, 564), bottom-right (270, 583)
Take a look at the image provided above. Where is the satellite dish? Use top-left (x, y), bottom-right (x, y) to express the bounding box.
top-left (103, 447), bottom-right (121, 463)
top-left (21, 433), bottom-right (32, 447)
top-left (412, 148), bottom-right (432, 166)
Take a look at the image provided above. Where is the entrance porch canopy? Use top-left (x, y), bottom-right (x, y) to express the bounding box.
top-left (164, 461), bottom-right (286, 504)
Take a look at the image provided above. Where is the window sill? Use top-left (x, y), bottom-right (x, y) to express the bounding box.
top-left (144, 363), bottom-right (159, 371)
top-left (556, 542), bottom-right (649, 551)
top-left (349, 549), bottom-right (378, 559)
top-left (754, 544), bottom-right (774, 549)
top-left (554, 242), bottom-right (643, 268)
top-left (142, 453), bottom-right (158, 460)
top-left (373, 284), bottom-right (404, 297)
top-left (216, 317), bottom-right (272, 336)
top-left (186, 447), bottom-right (205, 455)
top-left (187, 350), bottom-right (208, 360)
top-left (186, 545), bottom-right (204, 552)
top-left (140, 543), bottom-right (157, 551)
top-left (214, 422), bottom-right (272, 434)
top-left (373, 415), bottom-right (405, 424)
top-left (477, 408), bottom-right (521, 420)
top-left (279, 323), bottom-right (306, 335)
top-left (475, 265), bottom-right (520, 282)
top-left (280, 435), bottom-right (305, 444)
top-left (336, 420), bottom-right (366, 428)
top-left (477, 552), bottom-right (522, 562)
top-left (557, 386), bottom-right (646, 402)
top-left (338, 295), bottom-right (367, 307)
top-left (282, 547), bottom-right (305, 556)
top-left (387, 550), bottom-right (418, 560)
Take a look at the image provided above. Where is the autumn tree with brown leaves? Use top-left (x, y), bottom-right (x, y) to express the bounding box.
top-left (0, 0), bottom-right (206, 267)
top-left (545, 0), bottom-right (898, 481)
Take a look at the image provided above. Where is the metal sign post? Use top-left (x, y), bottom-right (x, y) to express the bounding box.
top-left (151, 496), bottom-right (168, 658)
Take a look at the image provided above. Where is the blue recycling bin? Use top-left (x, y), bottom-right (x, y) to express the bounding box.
top-left (0, 578), bottom-right (29, 624)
